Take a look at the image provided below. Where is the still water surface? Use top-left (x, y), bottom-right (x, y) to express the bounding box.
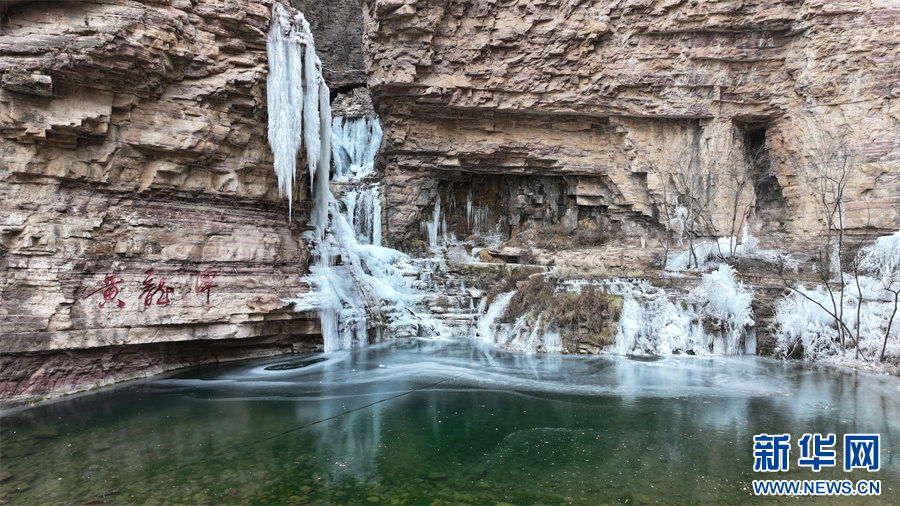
top-left (1, 338), bottom-right (898, 504)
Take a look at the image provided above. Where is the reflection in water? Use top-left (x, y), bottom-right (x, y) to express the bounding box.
top-left (1, 338), bottom-right (898, 504)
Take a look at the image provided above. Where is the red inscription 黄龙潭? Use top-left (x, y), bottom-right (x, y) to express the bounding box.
top-left (83, 274), bottom-right (126, 308)
top-left (195, 269), bottom-right (218, 305)
top-left (138, 269), bottom-right (175, 306)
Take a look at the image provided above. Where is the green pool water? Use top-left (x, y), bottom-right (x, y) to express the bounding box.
top-left (1, 338), bottom-right (897, 504)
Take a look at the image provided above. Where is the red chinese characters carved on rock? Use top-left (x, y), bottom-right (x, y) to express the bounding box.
top-left (139, 270), bottom-right (175, 306)
top-left (195, 269), bottom-right (218, 305)
top-left (83, 274), bottom-right (126, 308)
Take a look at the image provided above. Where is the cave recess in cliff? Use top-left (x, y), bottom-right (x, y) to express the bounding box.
top-left (741, 124), bottom-right (783, 214)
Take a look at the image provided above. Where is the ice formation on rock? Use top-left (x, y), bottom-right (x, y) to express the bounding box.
top-left (475, 273), bottom-right (754, 356)
top-left (268, 5), bottom-right (447, 351)
top-left (687, 265), bottom-right (755, 355)
top-left (266, 4), bottom-right (331, 230)
top-left (665, 227), bottom-right (775, 272)
top-left (333, 116), bottom-right (384, 246)
top-left (614, 273), bottom-right (754, 356)
top-left (476, 286), bottom-right (565, 354)
top-left (332, 117), bottom-right (383, 181)
top-left (266, 4), bottom-right (308, 218)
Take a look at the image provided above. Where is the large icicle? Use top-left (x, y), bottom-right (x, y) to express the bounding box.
top-left (266, 4), bottom-right (307, 217)
top-left (304, 34), bottom-right (322, 190)
top-left (312, 79), bottom-right (331, 240)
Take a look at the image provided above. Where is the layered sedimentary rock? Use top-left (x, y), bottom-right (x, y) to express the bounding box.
top-left (290, 0), bottom-right (367, 90)
top-left (362, 0), bottom-right (900, 255)
top-left (3, 0), bottom-right (899, 398)
top-left (0, 0), bottom-right (321, 399)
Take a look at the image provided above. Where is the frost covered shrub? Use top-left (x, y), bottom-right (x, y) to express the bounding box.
top-left (857, 229), bottom-right (900, 362)
top-left (687, 265), bottom-right (755, 355)
top-left (665, 240), bottom-right (724, 271)
top-left (774, 287), bottom-right (842, 361)
top-left (499, 277), bottom-right (623, 351)
top-left (857, 229), bottom-right (900, 293)
top-left (774, 229), bottom-right (900, 366)
top-left (664, 229), bottom-right (796, 272)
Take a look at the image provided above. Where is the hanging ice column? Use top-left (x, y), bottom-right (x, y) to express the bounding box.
top-left (267, 4), bottom-right (446, 351)
top-left (266, 4), bottom-right (329, 227)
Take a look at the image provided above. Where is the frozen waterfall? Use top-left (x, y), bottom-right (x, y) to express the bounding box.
top-left (334, 116), bottom-right (384, 247)
top-left (332, 117), bottom-right (383, 182)
top-left (474, 273), bottom-right (755, 356)
top-left (267, 5), bottom-right (445, 351)
top-left (268, 3), bottom-right (758, 357)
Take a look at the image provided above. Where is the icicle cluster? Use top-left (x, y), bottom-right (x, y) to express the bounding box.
top-left (476, 291), bottom-right (556, 353)
top-left (614, 280), bottom-right (708, 355)
top-left (687, 265), bottom-right (755, 355)
top-left (614, 275), bottom-right (754, 356)
top-left (333, 116), bottom-right (384, 246)
top-left (343, 184), bottom-right (382, 247)
top-left (427, 194), bottom-right (442, 249)
top-left (474, 275), bottom-right (754, 356)
top-left (266, 3), bottom-right (330, 223)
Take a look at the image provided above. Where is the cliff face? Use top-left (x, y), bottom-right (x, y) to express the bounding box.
top-left (2, 0), bottom-right (898, 398)
top-left (0, 0), bottom-right (322, 399)
top-left (362, 0), bottom-right (900, 255)
top-left (290, 0), bottom-right (367, 91)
